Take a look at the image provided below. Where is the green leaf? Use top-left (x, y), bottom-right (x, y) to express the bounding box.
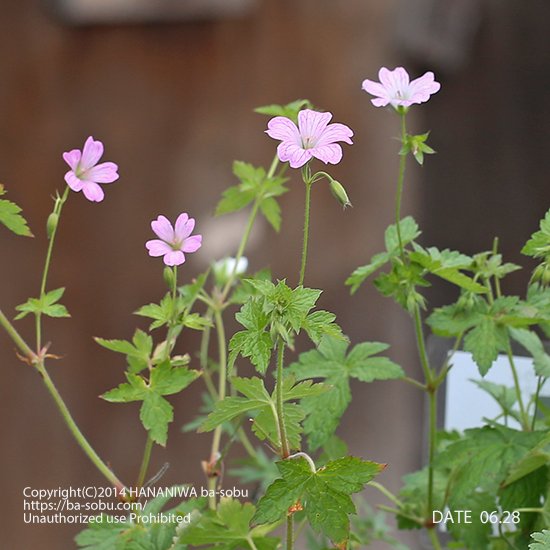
top-left (504, 433), bottom-right (550, 485)
top-left (523, 209), bottom-right (550, 259)
top-left (140, 392), bottom-right (173, 446)
top-left (101, 373), bottom-right (148, 403)
top-left (179, 497), bottom-right (280, 549)
top-left (216, 186), bottom-right (256, 216)
top-left (75, 515), bottom-right (132, 549)
top-left (259, 196), bottom-right (282, 232)
top-left (509, 327), bottom-right (550, 377)
top-left (346, 217), bottom-right (421, 294)
top-left (0, 185), bottom-right (33, 237)
top-left (409, 246), bottom-right (487, 293)
top-left (288, 336), bottom-right (403, 450)
top-left (530, 530), bottom-right (550, 550)
top-left (15, 287), bottom-right (70, 320)
top-left (96, 328), bottom-right (153, 374)
top-left (254, 99), bottom-right (311, 123)
top-left (427, 301), bottom-right (484, 337)
top-left (302, 310), bottom-right (343, 345)
top-left (463, 317), bottom-right (509, 376)
top-left (149, 361), bottom-right (200, 396)
top-left (471, 379), bottom-right (517, 415)
top-left (254, 456), bottom-right (384, 544)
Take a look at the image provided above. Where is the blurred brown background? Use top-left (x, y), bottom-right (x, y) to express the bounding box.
top-left (0, 0), bottom-right (549, 548)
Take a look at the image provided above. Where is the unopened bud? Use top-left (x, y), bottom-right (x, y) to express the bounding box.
top-left (46, 213), bottom-right (59, 239)
top-left (163, 266), bottom-right (176, 289)
top-left (212, 256), bottom-right (248, 287)
top-left (329, 179), bottom-right (351, 209)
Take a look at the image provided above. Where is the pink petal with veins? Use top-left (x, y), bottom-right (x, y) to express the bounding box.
top-left (146, 240), bottom-right (172, 256)
top-left (311, 144), bottom-right (343, 165)
top-left (63, 149), bottom-right (82, 171)
top-left (86, 162), bottom-right (119, 183)
top-left (182, 235), bottom-right (202, 253)
top-left (80, 137), bottom-right (104, 171)
top-left (151, 215), bottom-right (175, 242)
top-left (163, 250), bottom-right (185, 266)
top-left (266, 117), bottom-right (300, 143)
top-left (82, 182), bottom-right (104, 202)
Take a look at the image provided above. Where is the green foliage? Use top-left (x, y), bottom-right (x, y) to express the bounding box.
top-left (228, 447), bottom-right (280, 493)
top-left (530, 530), bottom-right (550, 550)
top-left (229, 280), bottom-right (341, 373)
top-left (400, 132), bottom-right (435, 165)
top-left (15, 287), bottom-right (70, 320)
top-left (254, 456), bottom-right (384, 544)
top-left (523, 209), bottom-right (550, 259)
top-left (288, 336), bottom-right (403, 450)
top-left (102, 361), bottom-right (200, 446)
top-left (254, 99), bottom-right (312, 123)
top-left (199, 376), bottom-right (326, 451)
top-left (0, 184), bottom-right (32, 237)
top-left (216, 161), bottom-right (288, 232)
top-left (510, 327), bottom-right (550, 376)
top-left (96, 329), bottom-right (154, 374)
top-left (179, 497), bottom-right (280, 549)
top-left (346, 216), bottom-right (420, 293)
top-left (472, 379), bottom-right (517, 419)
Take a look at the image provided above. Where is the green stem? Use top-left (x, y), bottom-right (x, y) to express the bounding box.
top-left (427, 388), bottom-right (437, 516)
top-left (36, 361), bottom-right (125, 489)
top-left (413, 306), bottom-right (433, 384)
top-left (275, 338), bottom-right (290, 458)
top-left (427, 527), bottom-right (443, 550)
top-left (286, 515), bottom-right (294, 550)
top-left (368, 481), bottom-right (404, 507)
top-left (0, 307), bottom-right (35, 360)
top-left (36, 186), bottom-right (70, 352)
top-left (506, 344), bottom-right (529, 430)
top-left (395, 112), bottom-right (407, 262)
top-left (136, 435), bottom-right (154, 488)
top-left (208, 308), bottom-right (227, 509)
top-left (246, 536), bottom-right (260, 550)
top-left (299, 180), bottom-right (312, 286)
top-left (531, 376), bottom-right (545, 430)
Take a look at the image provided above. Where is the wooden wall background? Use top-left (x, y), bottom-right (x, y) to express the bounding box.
top-left (0, 0), bottom-right (548, 548)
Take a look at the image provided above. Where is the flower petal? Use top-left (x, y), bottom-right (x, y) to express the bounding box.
top-left (408, 71), bottom-right (441, 104)
top-left (182, 235), bottom-right (202, 253)
top-left (175, 213), bottom-right (195, 240)
top-left (146, 239), bottom-right (172, 257)
top-left (311, 144), bottom-right (343, 165)
top-left (151, 215), bottom-right (174, 242)
top-left (277, 142), bottom-right (312, 168)
top-left (163, 250), bottom-right (185, 266)
top-left (297, 110), bottom-right (333, 142)
top-left (316, 123), bottom-right (354, 147)
top-left (266, 117), bottom-right (300, 143)
top-left (86, 162), bottom-right (119, 183)
top-left (80, 136), bottom-right (104, 170)
top-left (81, 181), bottom-right (105, 202)
top-left (64, 171), bottom-right (84, 191)
top-left (63, 149), bottom-right (82, 171)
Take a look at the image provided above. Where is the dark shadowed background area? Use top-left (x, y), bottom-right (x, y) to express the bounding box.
top-left (0, 0), bottom-right (549, 548)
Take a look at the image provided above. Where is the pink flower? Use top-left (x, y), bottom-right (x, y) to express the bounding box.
top-left (63, 136), bottom-right (119, 202)
top-left (266, 109), bottom-right (353, 169)
top-left (146, 213), bottom-right (202, 266)
top-left (362, 67), bottom-right (441, 109)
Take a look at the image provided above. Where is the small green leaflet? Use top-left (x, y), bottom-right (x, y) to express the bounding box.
top-left (254, 456), bottom-right (384, 544)
top-left (179, 497), bottom-right (280, 550)
top-left (530, 530), bottom-right (550, 550)
top-left (199, 376), bottom-right (326, 451)
top-left (509, 327), bottom-right (550, 377)
top-left (15, 287), bottom-right (70, 320)
top-left (215, 161), bottom-right (288, 232)
top-left (288, 336), bottom-right (404, 451)
top-left (400, 132), bottom-right (435, 165)
top-left (102, 361), bottom-right (200, 446)
top-left (0, 184), bottom-right (32, 237)
top-left (522, 209), bottom-right (550, 259)
top-left (95, 329), bottom-right (153, 374)
top-left (254, 99), bottom-right (312, 123)
top-left (409, 246), bottom-right (487, 293)
top-left (346, 216), bottom-right (420, 293)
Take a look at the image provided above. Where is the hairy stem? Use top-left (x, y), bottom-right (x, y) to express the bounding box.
top-left (36, 186), bottom-right (70, 352)
top-left (136, 435), bottom-right (154, 488)
top-left (299, 181), bottom-right (312, 286)
top-left (427, 527), bottom-right (443, 550)
top-left (286, 515), bottom-right (294, 550)
top-left (275, 338), bottom-right (290, 458)
top-left (395, 112), bottom-right (407, 263)
top-left (506, 344), bottom-right (529, 431)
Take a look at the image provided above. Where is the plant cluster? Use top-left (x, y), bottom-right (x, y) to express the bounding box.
top-left (2, 66), bottom-right (550, 549)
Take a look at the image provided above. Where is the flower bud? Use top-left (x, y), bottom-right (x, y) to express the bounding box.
top-left (46, 213), bottom-right (59, 239)
top-left (163, 266), bottom-right (176, 289)
top-left (329, 179), bottom-right (352, 209)
top-left (212, 257), bottom-right (248, 287)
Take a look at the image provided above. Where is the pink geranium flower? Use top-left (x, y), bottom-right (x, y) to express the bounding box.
top-left (146, 213), bottom-right (202, 266)
top-left (63, 136), bottom-right (119, 202)
top-left (266, 109), bottom-right (353, 169)
top-left (362, 67), bottom-right (441, 109)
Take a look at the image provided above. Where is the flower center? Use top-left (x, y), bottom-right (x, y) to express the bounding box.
top-left (301, 136), bottom-right (316, 150)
